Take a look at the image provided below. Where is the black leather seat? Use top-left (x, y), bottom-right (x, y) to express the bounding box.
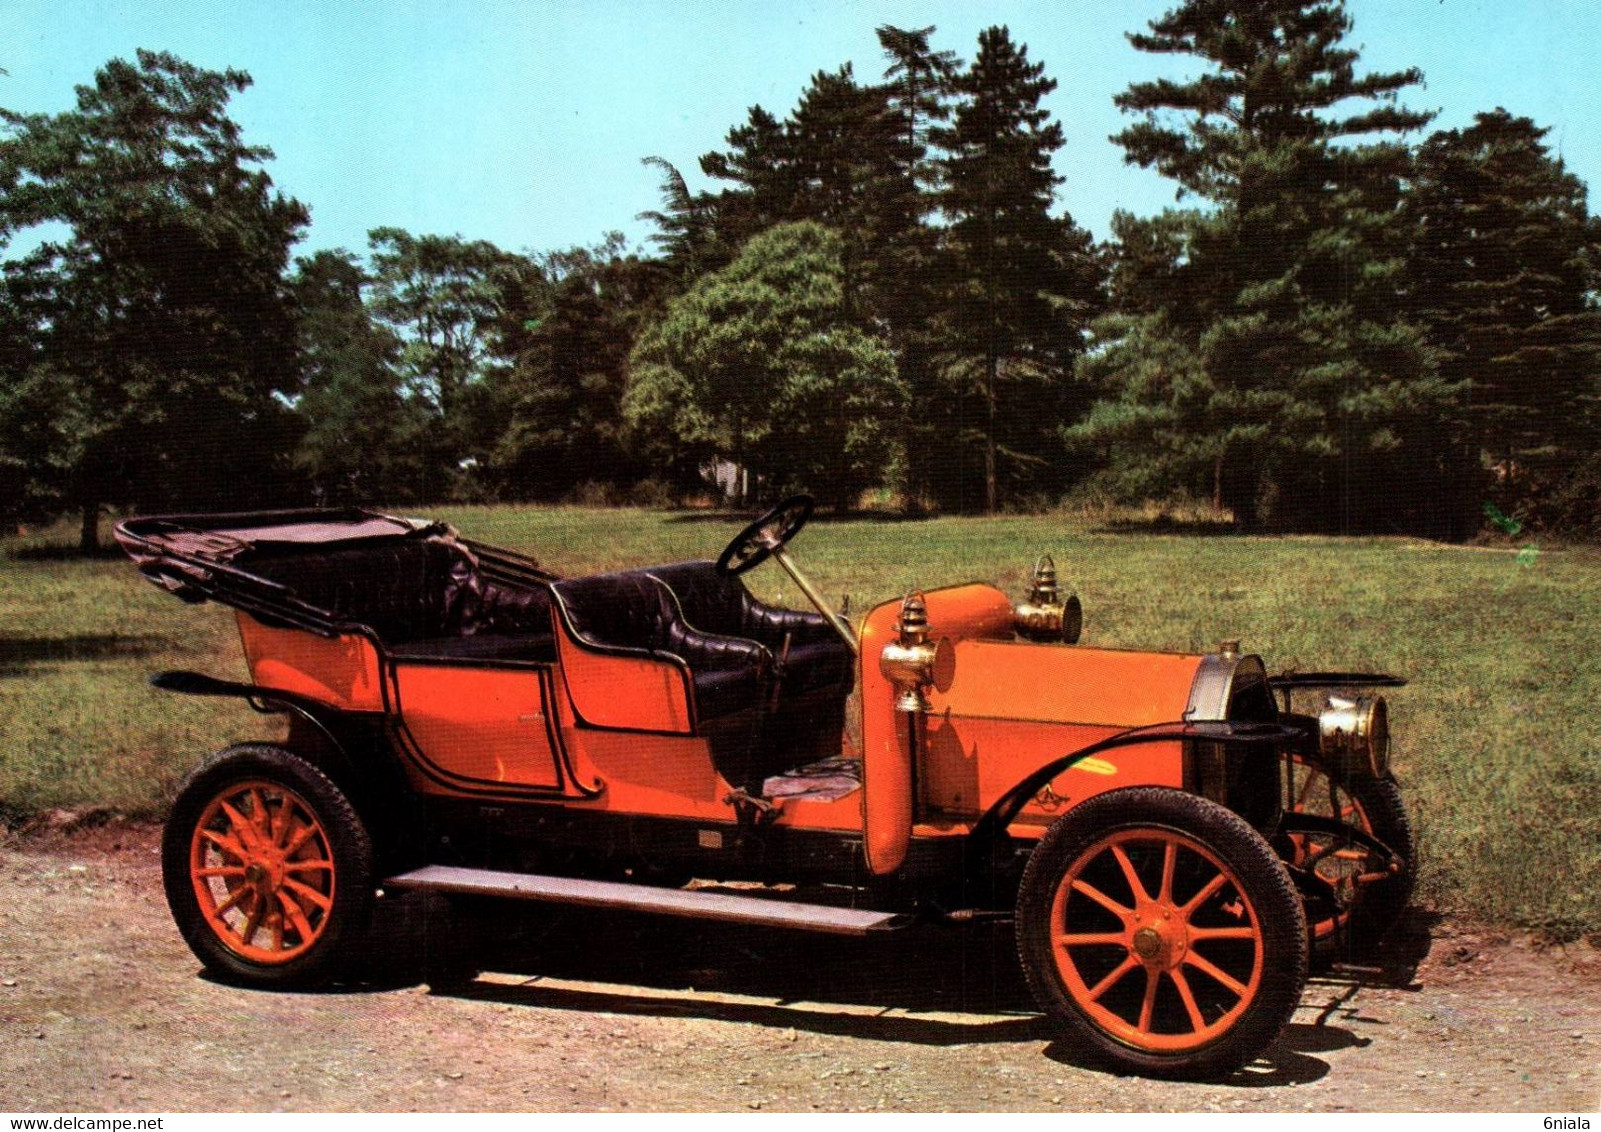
top-left (387, 634), bottom-right (556, 664)
top-left (246, 538), bottom-right (558, 659)
top-left (644, 561), bottom-right (854, 792)
top-left (644, 561), bottom-right (854, 695)
top-left (245, 537), bottom-right (479, 643)
top-left (550, 570), bottom-right (770, 723)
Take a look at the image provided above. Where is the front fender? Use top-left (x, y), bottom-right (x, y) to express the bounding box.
top-left (969, 719), bottom-right (1303, 855)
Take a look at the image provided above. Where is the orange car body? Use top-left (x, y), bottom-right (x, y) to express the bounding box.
top-left (231, 580), bottom-right (1198, 863)
top-left (119, 503), bottom-right (1409, 1079)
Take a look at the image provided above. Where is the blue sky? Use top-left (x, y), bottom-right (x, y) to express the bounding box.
top-left (3, 1), bottom-right (1598, 259)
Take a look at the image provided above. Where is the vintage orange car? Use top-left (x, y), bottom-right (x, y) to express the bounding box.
top-left (117, 497), bottom-right (1411, 1079)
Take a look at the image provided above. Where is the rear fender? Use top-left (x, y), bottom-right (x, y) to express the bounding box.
top-left (151, 670), bottom-right (356, 764)
top-left (151, 670), bottom-right (415, 866)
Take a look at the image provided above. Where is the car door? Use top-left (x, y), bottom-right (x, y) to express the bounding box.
top-left (391, 660), bottom-right (564, 792)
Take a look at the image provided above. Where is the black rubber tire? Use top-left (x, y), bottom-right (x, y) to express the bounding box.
top-left (1321, 774), bottom-right (1415, 956)
top-left (1280, 766), bottom-right (1416, 959)
top-left (1016, 787), bottom-right (1308, 1080)
top-left (162, 743), bottom-right (374, 988)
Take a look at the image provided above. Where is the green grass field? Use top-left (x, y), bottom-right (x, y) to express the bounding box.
top-left (2, 506), bottom-right (1598, 936)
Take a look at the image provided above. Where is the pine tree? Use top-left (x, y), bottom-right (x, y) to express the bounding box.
top-left (684, 44), bottom-right (955, 506)
top-left (875, 26), bottom-right (958, 509)
top-left (638, 156), bottom-right (723, 287)
top-left (1407, 109), bottom-right (1601, 524)
top-left (878, 26), bottom-right (957, 200)
top-left (1089, 0), bottom-right (1458, 532)
top-left (933, 26), bottom-right (1101, 513)
top-left (1067, 209), bottom-right (1226, 505)
top-left (696, 105), bottom-right (800, 255)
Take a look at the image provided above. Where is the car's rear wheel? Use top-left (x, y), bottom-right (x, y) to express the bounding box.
top-left (163, 744), bottom-right (373, 988)
top-left (1016, 787), bottom-right (1307, 1079)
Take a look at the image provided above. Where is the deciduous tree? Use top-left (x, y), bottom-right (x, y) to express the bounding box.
top-left (0, 50), bottom-right (308, 548)
top-left (490, 235), bottom-right (663, 499)
top-left (291, 250), bottom-right (434, 504)
top-left (624, 222), bottom-right (903, 506)
top-left (365, 228), bottom-right (529, 490)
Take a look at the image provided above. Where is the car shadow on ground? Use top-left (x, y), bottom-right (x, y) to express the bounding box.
top-left (380, 894), bottom-right (1046, 1046)
top-left (338, 892), bottom-right (1438, 1082)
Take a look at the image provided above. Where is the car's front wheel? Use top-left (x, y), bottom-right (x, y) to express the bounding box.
top-left (1016, 787), bottom-right (1308, 1079)
top-left (1280, 761), bottom-right (1415, 956)
top-left (162, 743), bottom-right (374, 988)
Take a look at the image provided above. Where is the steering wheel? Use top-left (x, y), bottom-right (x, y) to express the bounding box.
top-left (716, 494), bottom-right (814, 576)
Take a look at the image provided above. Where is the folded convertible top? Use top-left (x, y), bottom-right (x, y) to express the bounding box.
top-left (114, 508), bottom-right (456, 632)
top-left (117, 508), bottom-right (439, 562)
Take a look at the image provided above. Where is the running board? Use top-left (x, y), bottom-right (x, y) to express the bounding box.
top-left (383, 865), bottom-right (907, 936)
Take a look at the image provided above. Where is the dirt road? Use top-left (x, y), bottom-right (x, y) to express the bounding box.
top-left (1, 824), bottom-right (1597, 1113)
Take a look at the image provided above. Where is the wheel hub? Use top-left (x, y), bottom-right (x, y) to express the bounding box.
top-left (1131, 926), bottom-right (1163, 958)
top-left (1129, 911), bottom-right (1189, 968)
top-left (243, 854), bottom-right (285, 894)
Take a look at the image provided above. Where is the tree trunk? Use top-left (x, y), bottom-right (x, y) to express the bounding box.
top-left (985, 353), bottom-right (998, 515)
top-left (79, 502), bottom-right (100, 554)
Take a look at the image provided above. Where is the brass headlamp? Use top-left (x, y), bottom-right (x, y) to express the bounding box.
top-left (1013, 555), bottom-right (1083, 644)
top-left (878, 592), bottom-right (955, 713)
top-left (1317, 694), bottom-right (1390, 778)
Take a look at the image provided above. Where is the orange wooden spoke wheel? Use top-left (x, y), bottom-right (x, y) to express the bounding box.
top-left (1283, 759), bottom-right (1414, 949)
top-left (189, 779), bottom-right (336, 964)
top-left (1286, 761), bottom-right (1371, 940)
top-left (162, 744), bottom-right (373, 988)
top-left (1050, 829), bottom-right (1263, 1053)
top-left (1017, 788), bottom-right (1306, 1079)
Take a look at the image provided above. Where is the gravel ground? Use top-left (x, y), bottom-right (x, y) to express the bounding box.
top-left (1, 823), bottom-right (1598, 1113)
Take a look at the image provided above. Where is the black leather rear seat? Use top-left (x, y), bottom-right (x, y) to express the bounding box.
top-left (245, 538), bottom-right (476, 642)
top-left (386, 634), bottom-right (556, 663)
top-left (243, 537), bottom-right (556, 660)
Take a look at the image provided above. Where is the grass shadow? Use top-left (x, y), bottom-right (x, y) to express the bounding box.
top-left (665, 508), bottom-right (931, 525)
top-left (9, 542), bottom-right (127, 562)
top-left (0, 633), bottom-right (172, 677)
top-left (1088, 516), bottom-right (1240, 537)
